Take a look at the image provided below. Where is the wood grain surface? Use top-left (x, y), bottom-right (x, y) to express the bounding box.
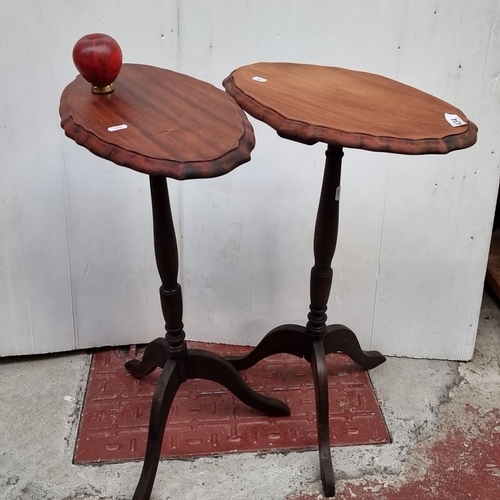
top-left (60, 64), bottom-right (255, 179)
top-left (223, 62), bottom-right (477, 154)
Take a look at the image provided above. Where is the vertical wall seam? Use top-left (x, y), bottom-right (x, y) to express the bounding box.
top-left (369, 163), bottom-right (390, 348)
top-left (18, 229), bottom-right (34, 353)
top-left (60, 139), bottom-right (79, 349)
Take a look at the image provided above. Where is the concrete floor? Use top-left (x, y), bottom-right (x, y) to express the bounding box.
top-left (1, 292), bottom-right (499, 500)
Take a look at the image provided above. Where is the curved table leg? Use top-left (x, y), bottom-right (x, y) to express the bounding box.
top-left (132, 359), bottom-right (181, 500)
top-left (310, 340), bottom-right (335, 497)
top-left (226, 324), bottom-right (307, 371)
top-left (324, 325), bottom-right (386, 370)
top-left (187, 349), bottom-right (291, 416)
top-left (125, 337), bottom-right (169, 379)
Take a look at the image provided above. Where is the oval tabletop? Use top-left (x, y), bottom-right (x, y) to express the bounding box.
top-left (223, 62), bottom-right (477, 155)
top-left (60, 64), bottom-right (255, 179)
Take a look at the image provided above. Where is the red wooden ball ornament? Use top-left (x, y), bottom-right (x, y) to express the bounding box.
top-left (72, 33), bottom-right (123, 94)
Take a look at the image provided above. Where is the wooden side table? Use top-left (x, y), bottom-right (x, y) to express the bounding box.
top-left (60, 63), bottom-right (290, 500)
top-left (223, 62), bottom-right (477, 496)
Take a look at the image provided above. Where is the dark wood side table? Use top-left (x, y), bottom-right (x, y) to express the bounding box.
top-left (223, 62), bottom-right (477, 496)
top-left (60, 63), bottom-right (290, 500)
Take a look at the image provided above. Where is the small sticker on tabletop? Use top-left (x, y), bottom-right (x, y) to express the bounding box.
top-left (252, 76), bottom-right (267, 83)
top-left (108, 124), bottom-right (128, 132)
top-left (444, 113), bottom-right (467, 127)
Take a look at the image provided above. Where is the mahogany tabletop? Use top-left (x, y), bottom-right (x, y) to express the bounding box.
top-left (60, 64), bottom-right (255, 179)
top-left (223, 62), bottom-right (477, 155)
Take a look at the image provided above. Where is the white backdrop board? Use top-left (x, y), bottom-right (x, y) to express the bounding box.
top-left (1, 1), bottom-right (499, 360)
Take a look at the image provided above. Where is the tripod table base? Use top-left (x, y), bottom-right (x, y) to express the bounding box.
top-left (227, 324), bottom-right (386, 497)
top-left (125, 342), bottom-right (291, 500)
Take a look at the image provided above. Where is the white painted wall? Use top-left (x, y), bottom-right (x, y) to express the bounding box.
top-left (1, 1), bottom-right (499, 359)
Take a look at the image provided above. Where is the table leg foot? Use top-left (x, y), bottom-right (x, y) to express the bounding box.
top-left (125, 337), bottom-right (169, 379)
top-left (324, 325), bottom-right (386, 370)
top-left (187, 348), bottom-right (291, 416)
top-left (226, 324), bottom-right (307, 371)
top-left (132, 359), bottom-right (181, 500)
top-left (311, 340), bottom-right (336, 497)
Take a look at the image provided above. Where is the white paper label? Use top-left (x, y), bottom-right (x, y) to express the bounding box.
top-left (107, 124), bottom-right (128, 132)
top-left (444, 113), bottom-right (467, 127)
top-left (252, 76), bottom-right (267, 83)
top-left (335, 186), bottom-right (341, 201)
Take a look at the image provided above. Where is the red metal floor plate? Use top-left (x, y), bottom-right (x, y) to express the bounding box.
top-left (74, 342), bottom-right (389, 464)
